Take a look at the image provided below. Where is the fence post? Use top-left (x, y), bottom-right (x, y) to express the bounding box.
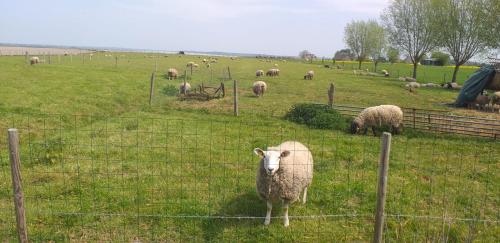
top-left (221, 82), bottom-right (225, 97)
top-left (183, 70), bottom-right (187, 95)
top-left (24, 51), bottom-right (28, 64)
top-left (227, 66), bottom-right (232, 80)
top-left (328, 83), bottom-right (335, 108)
top-left (8, 128), bottom-right (29, 243)
top-left (155, 59), bottom-right (158, 73)
top-left (233, 80), bottom-right (238, 116)
top-left (373, 132), bottom-right (391, 243)
top-left (149, 72), bottom-right (155, 105)
top-left (115, 56), bottom-right (118, 68)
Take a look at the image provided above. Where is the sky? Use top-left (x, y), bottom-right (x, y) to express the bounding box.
top-left (0, 0), bottom-right (390, 57)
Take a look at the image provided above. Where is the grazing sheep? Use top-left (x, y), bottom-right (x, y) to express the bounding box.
top-left (256, 70), bottom-right (264, 77)
top-left (266, 68), bottom-right (280, 77)
top-left (492, 91), bottom-right (500, 104)
top-left (465, 95), bottom-right (490, 110)
top-left (186, 61), bottom-right (195, 67)
top-left (381, 69), bottom-right (389, 77)
top-left (422, 83), bottom-right (439, 88)
top-left (252, 81), bottom-right (267, 97)
top-left (202, 58), bottom-right (208, 63)
top-left (350, 105), bottom-right (404, 136)
top-left (193, 64), bottom-right (199, 68)
top-left (304, 70), bottom-right (314, 80)
top-left (30, 56), bottom-right (40, 65)
top-left (405, 77), bottom-right (417, 82)
top-left (167, 68), bottom-right (178, 80)
top-left (254, 141), bottom-right (314, 227)
top-left (324, 64), bottom-right (331, 68)
top-left (442, 82), bottom-right (461, 90)
top-left (405, 82), bottom-right (421, 89)
top-left (179, 82), bottom-right (191, 94)
top-left (210, 59), bottom-right (217, 63)
top-left (274, 63), bottom-right (279, 67)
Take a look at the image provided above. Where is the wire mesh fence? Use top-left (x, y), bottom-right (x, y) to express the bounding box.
top-left (0, 113), bottom-right (498, 241)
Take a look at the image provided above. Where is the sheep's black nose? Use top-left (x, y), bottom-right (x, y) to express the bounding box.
top-left (267, 168), bottom-right (273, 173)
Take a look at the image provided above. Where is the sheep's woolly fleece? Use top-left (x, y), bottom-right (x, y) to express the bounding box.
top-left (252, 81), bottom-right (267, 96)
top-left (256, 141), bottom-right (313, 203)
top-left (353, 105), bottom-right (404, 129)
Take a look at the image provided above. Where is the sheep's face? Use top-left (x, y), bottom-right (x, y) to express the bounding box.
top-left (350, 121), bottom-right (360, 134)
top-left (254, 148), bottom-right (290, 176)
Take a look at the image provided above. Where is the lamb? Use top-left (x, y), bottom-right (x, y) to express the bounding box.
top-left (179, 82), bottom-right (191, 94)
top-left (254, 141), bottom-right (314, 227)
top-left (252, 81), bottom-right (267, 97)
top-left (30, 56), bottom-right (40, 65)
top-left (350, 105), bottom-right (404, 136)
top-left (167, 68), bottom-right (178, 80)
top-left (256, 70), bottom-right (264, 77)
top-left (304, 70), bottom-right (314, 80)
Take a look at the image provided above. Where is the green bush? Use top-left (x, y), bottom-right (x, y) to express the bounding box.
top-left (161, 84), bottom-right (179, 96)
top-left (284, 103), bottom-right (350, 130)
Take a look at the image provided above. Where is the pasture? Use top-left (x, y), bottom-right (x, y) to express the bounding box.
top-left (0, 53), bottom-right (498, 241)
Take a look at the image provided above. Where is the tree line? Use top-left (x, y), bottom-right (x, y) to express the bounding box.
top-left (343, 0), bottom-right (500, 83)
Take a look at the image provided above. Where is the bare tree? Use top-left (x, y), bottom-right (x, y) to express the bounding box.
top-left (382, 0), bottom-right (437, 79)
top-left (368, 21), bottom-right (386, 72)
top-left (344, 20), bottom-right (370, 69)
top-left (434, 0), bottom-right (498, 83)
top-left (299, 50), bottom-right (311, 59)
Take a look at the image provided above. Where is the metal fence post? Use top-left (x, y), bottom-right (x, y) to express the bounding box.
top-left (149, 72), bottom-right (155, 105)
top-left (8, 128), bottom-right (29, 243)
top-left (373, 132), bottom-right (391, 243)
top-left (328, 83), bottom-right (335, 108)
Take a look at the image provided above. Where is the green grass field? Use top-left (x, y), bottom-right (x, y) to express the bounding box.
top-left (0, 53), bottom-right (498, 242)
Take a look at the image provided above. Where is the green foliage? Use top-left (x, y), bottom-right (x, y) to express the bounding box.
top-left (386, 47), bottom-right (400, 63)
top-left (161, 84), bottom-right (179, 96)
top-left (431, 51), bottom-right (450, 66)
top-left (284, 103), bottom-right (350, 130)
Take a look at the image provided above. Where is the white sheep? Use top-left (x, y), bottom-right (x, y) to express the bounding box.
top-left (405, 82), bottom-right (421, 89)
top-left (350, 105), bottom-right (404, 136)
top-left (186, 61), bottom-right (195, 67)
top-left (254, 141), bottom-right (313, 227)
top-left (304, 70), bottom-right (314, 80)
top-left (381, 69), bottom-right (389, 77)
top-left (167, 68), bottom-right (178, 80)
top-left (179, 82), bottom-right (191, 94)
top-left (193, 63), bottom-right (199, 68)
top-left (252, 81), bottom-right (267, 97)
top-left (256, 70), bottom-right (264, 77)
top-left (30, 56), bottom-right (40, 65)
top-left (266, 68), bottom-right (280, 77)
top-left (274, 63), bottom-right (279, 67)
top-left (422, 83), bottom-right (439, 88)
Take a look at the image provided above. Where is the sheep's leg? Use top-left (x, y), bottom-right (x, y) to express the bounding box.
top-left (363, 128), bottom-right (368, 135)
top-left (283, 200), bottom-right (290, 227)
top-left (302, 187), bottom-right (308, 204)
top-left (372, 126), bottom-right (377, 136)
top-left (264, 201), bottom-right (272, 225)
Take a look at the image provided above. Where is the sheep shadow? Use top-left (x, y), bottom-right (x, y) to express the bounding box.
top-left (201, 191), bottom-right (268, 242)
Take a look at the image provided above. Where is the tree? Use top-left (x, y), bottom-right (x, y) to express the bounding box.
top-left (382, 0), bottom-right (437, 79)
top-left (386, 47), bottom-right (400, 63)
top-left (433, 0), bottom-right (498, 83)
top-left (334, 49), bottom-right (355, 60)
top-left (431, 51), bottom-right (450, 66)
top-left (299, 50), bottom-right (311, 59)
top-left (367, 21), bottom-right (386, 72)
top-left (344, 20), bottom-right (373, 69)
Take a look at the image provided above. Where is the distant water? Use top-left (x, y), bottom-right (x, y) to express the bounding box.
top-left (0, 42), bottom-right (292, 58)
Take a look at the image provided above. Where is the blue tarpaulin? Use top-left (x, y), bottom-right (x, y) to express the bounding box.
top-left (455, 65), bottom-right (496, 107)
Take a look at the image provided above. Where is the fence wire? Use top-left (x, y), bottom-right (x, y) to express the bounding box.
top-left (0, 113), bottom-right (498, 242)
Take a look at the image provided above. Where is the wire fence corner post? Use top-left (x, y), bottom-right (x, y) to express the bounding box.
top-left (373, 132), bottom-right (391, 243)
top-left (328, 82), bottom-right (335, 108)
top-left (8, 128), bottom-right (29, 243)
top-left (149, 72), bottom-right (156, 106)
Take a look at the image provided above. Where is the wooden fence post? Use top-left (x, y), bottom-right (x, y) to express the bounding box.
top-left (221, 82), bottom-right (225, 97)
top-left (8, 128), bottom-right (29, 243)
top-left (233, 80), bottom-right (238, 116)
top-left (373, 132), bottom-right (391, 243)
top-left (183, 70), bottom-right (187, 95)
top-left (328, 83), bottom-right (335, 108)
top-left (227, 66), bottom-right (232, 80)
top-left (149, 72), bottom-right (155, 105)
top-left (155, 59), bottom-right (158, 73)
top-left (24, 51), bottom-right (28, 64)
top-left (115, 56), bottom-right (118, 68)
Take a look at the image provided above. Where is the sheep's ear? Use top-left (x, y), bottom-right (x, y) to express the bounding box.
top-left (254, 148), bottom-right (264, 157)
top-left (280, 150), bottom-right (290, 158)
